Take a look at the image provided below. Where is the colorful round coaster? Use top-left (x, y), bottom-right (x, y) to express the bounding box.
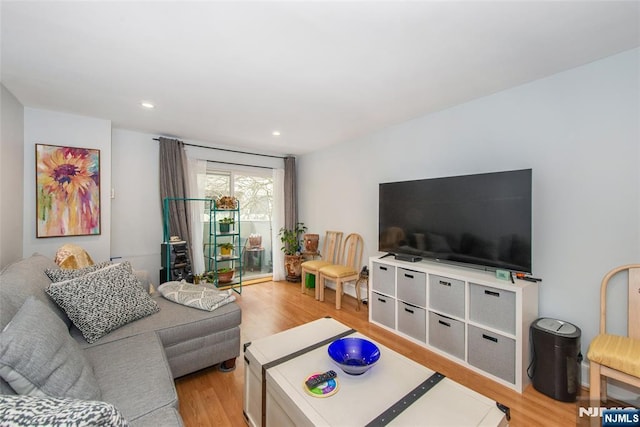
top-left (303, 373), bottom-right (339, 398)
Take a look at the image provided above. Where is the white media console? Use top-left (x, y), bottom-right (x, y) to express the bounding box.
top-left (368, 255), bottom-right (539, 393)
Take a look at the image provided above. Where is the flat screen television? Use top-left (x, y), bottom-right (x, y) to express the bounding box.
top-left (379, 169), bottom-right (532, 273)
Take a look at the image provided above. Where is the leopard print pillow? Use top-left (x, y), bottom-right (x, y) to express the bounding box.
top-left (0, 395), bottom-right (128, 426)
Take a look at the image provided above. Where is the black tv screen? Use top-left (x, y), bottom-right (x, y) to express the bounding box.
top-left (379, 169), bottom-right (532, 273)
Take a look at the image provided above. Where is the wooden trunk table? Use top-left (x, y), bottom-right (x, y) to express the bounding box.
top-left (243, 317), bottom-right (508, 427)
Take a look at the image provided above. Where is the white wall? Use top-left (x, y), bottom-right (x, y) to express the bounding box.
top-left (23, 108), bottom-right (112, 262)
top-left (0, 85), bottom-right (24, 268)
top-left (299, 48), bottom-right (640, 367)
top-left (110, 129), bottom-right (162, 279)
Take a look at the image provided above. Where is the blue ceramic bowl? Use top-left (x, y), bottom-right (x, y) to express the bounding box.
top-left (327, 337), bottom-right (381, 375)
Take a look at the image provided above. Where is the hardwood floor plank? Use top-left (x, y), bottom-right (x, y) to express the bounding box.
top-left (175, 281), bottom-right (580, 426)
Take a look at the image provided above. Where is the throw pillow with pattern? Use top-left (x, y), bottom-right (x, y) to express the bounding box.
top-left (46, 262), bottom-right (159, 343)
top-left (158, 281), bottom-right (236, 312)
top-left (45, 261), bottom-right (113, 282)
top-left (0, 395), bottom-right (128, 426)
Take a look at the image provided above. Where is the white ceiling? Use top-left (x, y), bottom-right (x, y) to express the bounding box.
top-left (2, 1), bottom-right (639, 155)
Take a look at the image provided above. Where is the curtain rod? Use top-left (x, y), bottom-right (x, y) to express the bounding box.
top-left (152, 138), bottom-right (286, 159)
top-left (207, 159), bottom-right (273, 170)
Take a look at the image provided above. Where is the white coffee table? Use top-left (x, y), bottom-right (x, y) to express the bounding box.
top-left (244, 318), bottom-right (507, 427)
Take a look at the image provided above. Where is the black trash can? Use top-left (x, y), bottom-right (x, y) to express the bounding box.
top-left (530, 318), bottom-right (582, 402)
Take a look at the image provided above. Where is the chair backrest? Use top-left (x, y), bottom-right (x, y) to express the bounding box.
top-left (338, 233), bottom-right (364, 271)
top-left (322, 231), bottom-right (343, 264)
top-left (599, 264), bottom-right (640, 339)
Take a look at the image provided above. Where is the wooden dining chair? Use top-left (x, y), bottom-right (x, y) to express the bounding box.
top-left (300, 231), bottom-right (343, 299)
top-left (318, 233), bottom-right (364, 309)
top-left (587, 264), bottom-right (640, 405)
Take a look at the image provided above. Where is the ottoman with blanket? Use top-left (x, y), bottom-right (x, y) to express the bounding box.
top-left (0, 254), bottom-right (242, 425)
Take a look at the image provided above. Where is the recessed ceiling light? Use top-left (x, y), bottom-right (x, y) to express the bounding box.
top-left (141, 101), bottom-right (155, 109)
top-left (272, 131), bottom-right (281, 136)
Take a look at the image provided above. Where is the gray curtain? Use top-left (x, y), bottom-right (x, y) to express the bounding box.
top-left (284, 156), bottom-right (297, 229)
top-left (159, 137), bottom-right (193, 263)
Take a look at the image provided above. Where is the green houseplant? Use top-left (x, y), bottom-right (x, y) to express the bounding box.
top-left (218, 217), bottom-right (235, 233)
top-left (218, 242), bottom-right (234, 257)
top-left (278, 222), bottom-right (307, 282)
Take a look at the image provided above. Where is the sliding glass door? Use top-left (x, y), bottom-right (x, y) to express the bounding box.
top-left (204, 165), bottom-right (274, 280)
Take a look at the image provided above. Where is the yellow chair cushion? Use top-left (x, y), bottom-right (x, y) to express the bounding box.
top-left (587, 334), bottom-right (640, 377)
top-left (319, 265), bottom-right (357, 279)
top-left (301, 260), bottom-right (332, 271)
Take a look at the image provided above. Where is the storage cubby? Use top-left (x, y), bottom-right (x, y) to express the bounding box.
top-left (371, 291), bottom-right (396, 329)
top-left (397, 268), bottom-right (426, 307)
top-left (468, 325), bottom-right (516, 384)
top-left (397, 301), bottom-right (426, 343)
top-left (428, 274), bottom-right (465, 319)
top-left (469, 283), bottom-right (516, 334)
top-left (368, 256), bottom-right (538, 393)
top-left (371, 262), bottom-right (395, 296)
top-left (428, 311), bottom-right (465, 360)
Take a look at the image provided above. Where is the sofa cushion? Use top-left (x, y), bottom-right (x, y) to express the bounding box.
top-left (0, 254), bottom-right (69, 330)
top-left (71, 295), bottom-right (241, 349)
top-left (46, 262), bottom-right (159, 343)
top-left (84, 332), bottom-right (178, 422)
top-left (130, 406), bottom-right (183, 427)
top-left (0, 395), bottom-right (128, 426)
top-left (0, 297), bottom-right (101, 399)
top-left (157, 281), bottom-right (236, 312)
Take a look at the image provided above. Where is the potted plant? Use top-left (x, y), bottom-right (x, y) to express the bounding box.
top-left (217, 267), bottom-right (234, 284)
top-left (218, 217), bottom-right (235, 233)
top-left (218, 242), bottom-right (234, 258)
top-left (216, 196), bottom-right (238, 210)
top-left (204, 270), bottom-right (216, 283)
top-left (278, 222), bottom-right (307, 282)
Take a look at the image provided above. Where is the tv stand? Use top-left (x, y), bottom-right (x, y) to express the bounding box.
top-left (368, 256), bottom-right (539, 393)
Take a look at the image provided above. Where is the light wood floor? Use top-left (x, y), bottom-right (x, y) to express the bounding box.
top-left (175, 280), bottom-right (583, 427)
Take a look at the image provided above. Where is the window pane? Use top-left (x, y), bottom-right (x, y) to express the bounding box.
top-left (204, 173), bottom-right (230, 201)
top-left (234, 174), bottom-right (273, 221)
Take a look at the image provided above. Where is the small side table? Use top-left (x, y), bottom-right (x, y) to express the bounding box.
top-left (301, 251), bottom-right (320, 261)
top-left (355, 268), bottom-right (369, 311)
top-left (244, 247), bottom-right (264, 272)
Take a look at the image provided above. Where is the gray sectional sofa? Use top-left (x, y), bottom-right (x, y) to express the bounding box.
top-left (0, 254), bottom-right (242, 426)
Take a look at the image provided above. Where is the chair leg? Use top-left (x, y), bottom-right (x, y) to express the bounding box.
top-left (301, 271), bottom-right (306, 293)
top-left (336, 279), bottom-right (342, 310)
top-left (318, 274), bottom-right (325, 302)
top-left (355, 278), bottom-right (361, 311)
top-left (600, 377), bottom-right (608, 404)
top-left (314, 273), bottom-right (321, 300)
top-left (589, 362), bottom-right (601, 406)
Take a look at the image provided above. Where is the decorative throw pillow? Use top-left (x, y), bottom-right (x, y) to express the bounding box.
top-left (0, 395), bottom-right (128, 426)
top-left (0, 297), bottom-right (101, 399)
top-left (46, 262), bottom-right (160, 343)
top-left (45, 261), bottom-right (113, 282)
top-left (158, 281), bottom-right (236, 312)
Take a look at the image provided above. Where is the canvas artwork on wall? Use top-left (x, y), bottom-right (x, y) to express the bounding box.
top-left (35, 144), bottom-right (101, 238)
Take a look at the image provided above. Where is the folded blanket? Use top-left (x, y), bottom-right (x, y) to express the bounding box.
top-left (157, 281), bottom-right (236, 312)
